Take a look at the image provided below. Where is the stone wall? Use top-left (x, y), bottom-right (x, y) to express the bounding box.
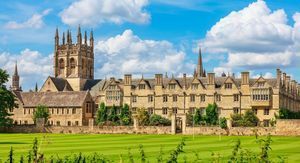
top-left (275, 119), bottom-right (300, 136)
top-left (1, 125), bottom-right (171, 134)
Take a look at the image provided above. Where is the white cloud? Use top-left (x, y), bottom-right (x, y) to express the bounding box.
top-left (0, 49), bottom-right (52, 90)
top-left (94, 29), bottom-right (187, 77)
top-left (4, 9), bottom-right (51, 29)
top-left (201, 0), bottom-right (300, 70)
top-left (251, 72), bottom-right (273, 79)
top-left (60, 0), bottom-right (150, 26)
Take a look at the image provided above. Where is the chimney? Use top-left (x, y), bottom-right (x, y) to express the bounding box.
top-left (124, 74), bottom-right (132, 85)
top-left (207, 73), bottom-right (215, 85)
top-left (155, 74), bottom-right (163, 86)
top-left (283, 73), bottom-right (287, 87)
top-left (241, 72), bottom-right (249, 85)
top-left (286, 75), bottom-right (291, 92)
top-left (276, 69), bottom-right (281, 88)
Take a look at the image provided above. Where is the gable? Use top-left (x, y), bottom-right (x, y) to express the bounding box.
top-left (40, 77), bottom-right (59, 92)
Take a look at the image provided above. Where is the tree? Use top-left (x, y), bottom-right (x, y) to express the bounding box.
top-left (149, 114), bottom-right (171, 126)
top-left (243, 110), bottom-right (259, 127)
top-left (219, 117), bottom-right (227, 129)
top-left (136, 108), bottom-right (150, 126)
top-left (108, 105), bottom-right (119, 123)
top-left (194, 108), bottom-right (202, 125)
top-left (0, 69), bottom-right (15, 127)
top-left (120, 104), bottom-right (131, 125)
top-left (33, 105), bottom-right (50, 124)
top-left (96, 102), bottom-right (107, 124)
top-left (205, 103), bottom-right (218, 125)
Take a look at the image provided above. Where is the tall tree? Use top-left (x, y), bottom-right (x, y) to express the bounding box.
top-left (205, 103), bottom-right (218, 125)
top-left (33, 105), bottom-right (50, 124)
top-left (96, 102), bottom-right (107, 124)
top-left (120, 104), bottom-right (131, 125)
top-left (0, 69), bottom-right (15, 127)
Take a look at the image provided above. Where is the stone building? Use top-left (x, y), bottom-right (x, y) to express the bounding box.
top-left (9, 27), bottom-right (300, 127)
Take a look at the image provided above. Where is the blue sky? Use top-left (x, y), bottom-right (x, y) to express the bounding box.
top-left (0, 0), bottom-right (299, 90)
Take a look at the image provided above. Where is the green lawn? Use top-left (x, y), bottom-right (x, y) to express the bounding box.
top-left (0, 134), bottom-right (299, 162)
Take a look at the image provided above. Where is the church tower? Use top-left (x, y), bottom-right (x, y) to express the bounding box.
top-left (197, 47), bottom-right (205, 77)
top-left (53, 26), bottom-right (94, 91)
top-left (11, 62), bottom-right (22, 91)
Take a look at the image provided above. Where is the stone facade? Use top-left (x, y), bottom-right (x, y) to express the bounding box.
top-left (9, 27), bottom-right (300, 127)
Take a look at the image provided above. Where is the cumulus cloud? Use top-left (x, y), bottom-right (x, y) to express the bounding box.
top-left (94, 29), bottom-right (187, 77)
top-left (0, 49), bottom-right (52, 90)
top-left (201, 0), bottom-right (300, 70)
top-left (60, 0), bottom-right (150, 26)
top-left (4, 9), bottom-right (51, 29)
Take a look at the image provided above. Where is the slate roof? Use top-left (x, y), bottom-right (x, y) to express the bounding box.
top-left (89, 76), bottom-right (278, 91)
top-left (49, 77), bottom-right (73, 91)
top-left (18, 91), bottom-right (89, 107)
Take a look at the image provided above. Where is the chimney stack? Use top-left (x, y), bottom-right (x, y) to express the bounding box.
top-left (155, 74), bottom-right (163, 86)
top-left (241, 72), bottom-right (249, 85)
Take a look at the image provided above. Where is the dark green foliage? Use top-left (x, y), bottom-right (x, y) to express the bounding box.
top-left (205, 103), bottom-right (218, 125)
top-left (278, 108), bottom-right (300, 119)
top-left (96, 102), bottom-right (108, 124)
top-left (139, 144), bottom-right (146, 163)
top-left (167, 138), bottom-right (186, 163)
top-left (258, 134), bottom-right (272, 162)
top-left (127, 148), bottom-right (134, 163)
top-left (120, 104), bottom-right (132, 125)
top-left (108, 105), bottom-right (119, 123)
top-left (32, 137), bottom-right (38, 162)
top-left (157, 146), bottom-right (164, 163)
top-left (231, 110), bottom-right (259, 127)
top-left (229, 139), bottom-right (241, 162)
top-left (33, 105), bottom-right (50, 124)
top-left (7, 146), bottom-right (13, 163)
top-left (219, 117), bottom-right (227, 129)
top-left (149, 114), bottom-right (171, 126)
top-left (0, 69), bottom-right (15, 127)
top-left (194, 109), bottom-right (202, 125)
top-left (19, 155), bottom-right (24, 163)
top-left (136, 108), bottom-right (150, 126)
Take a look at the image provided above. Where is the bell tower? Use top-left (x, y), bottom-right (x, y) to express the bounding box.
top-left (53, 26), bottom-right (94, 91)
top-left (11, 62), bottom-right (22, 92)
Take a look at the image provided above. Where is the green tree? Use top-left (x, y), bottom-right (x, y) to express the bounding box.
top-left (194, 108), bottom-right (202, 125)
top-left (96, 102), bottom-right (107, 124)
top-left (0, 69), bottom-right (15, 127)
top-left (243, 110), bottom-right (259, 127)
top-left (108, 105), bottom-right (119, 123)
top-left (219, 117), bottom-right (227, 129)
top-left (149, 114), bottom-right (171, 126)
top-left (33, 105), bottom-right (50, 124)
top-left (120, 104), bottom-right (131, 125)
top-left (136, 108), bottom-right (150, 126)
top-left (205, 103), bottom-right (218, 125)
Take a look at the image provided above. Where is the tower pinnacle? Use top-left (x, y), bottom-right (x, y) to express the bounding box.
top-left (11, 61), bottom-right (21, 91)
top-left (197, 47), bottom-right (204, 77)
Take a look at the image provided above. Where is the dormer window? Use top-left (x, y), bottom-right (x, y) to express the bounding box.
top-left (225, 83), bottom-right (232, 89)
top-left (191, 84), bottom-right (198, 90)
top-left (258, 82), bottom-right (265, 87)
top-left (169, 84), bottom-right (176, 90)
top-left (108, 85), bottom-right (116, 90)
top-left (139, 84), bottom-right (146, 89)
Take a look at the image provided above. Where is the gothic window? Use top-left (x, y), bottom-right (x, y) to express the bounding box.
top-left (191, 84), bottom-right (198, 90)
top-left (233, 94), bottom-right (239, 102)
top-left (169, 84), bottom-right (176, 90)
top-left (172, 107), bottom-right (178, 114)
top-left (70, 58), bottom-right (76, 74)
top-left (200, 94), bottom-right (205, 102)
top-left (233, 107), bottom-right (239, 114)
top-left (216, 94), bottom-right (221, 102)
top-left (225, 83), bottom-right (232, 89)
top-left (139, 84), bottom-right (146, 89)
top-left (190, 94), bottom-right (195, 102)
top-left (148, 108), bottom-right (154, 114)
top-left (264, 108), bottom-right (270, 115)
top-left (162, 108), bottom-right (168, 115)
top-left (172, 95), bottom-right (178, 102)
top-left (163, 95), bottom-right (168, 102)
top-left (148, 95), bottom-right (153, 102)
top-left (59, 59), bottom-right (64, 75)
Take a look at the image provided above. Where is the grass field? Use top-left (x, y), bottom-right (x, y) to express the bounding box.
top-left (0, 134), bottom-right (299, 162)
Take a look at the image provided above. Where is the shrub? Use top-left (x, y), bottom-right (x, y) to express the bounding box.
top-left (219, 117), bottom-right (227, 129)
top-left (194, 109), bottom-right (203, 125)
top-left (136, 108), bottom-right (150, 126)
top-left (231, 110), bottom-right (259, 127)
top-left (33, 105), bottom-right (50, 124)
top-left (108, 105), bottom-right (119, 123)
top-left (278, 108), bottom-right (300, 119)
top-left (149, 114), bottom-right (171, 126)
top-left (120, 104), bottom-right (132, 125)
top-left (96, 102), bottom-right (107, 124)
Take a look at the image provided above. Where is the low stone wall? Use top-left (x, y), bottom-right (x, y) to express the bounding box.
top-left (275, 119), bottom-right (300, 136)
top-left (184, 126), bottom-right (275, 136)
top-left (1, 125), bottom-right (172, 134)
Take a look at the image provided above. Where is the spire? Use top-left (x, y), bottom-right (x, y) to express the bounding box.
top-left (84, 31), bottom-right (87, 45)
top-left (69, 30), bottom-right (72, 44)
top-left (165, 72), bottom-right (168, 78)
top-left (90, 29), bottom-right (94, 48)
top-left (193, 68), bottom-right (197, 78)
top-left (77, 24), bottom-right (82, 45)
top-left (203, 69), bottom-right (206, 77)
top-left (67, 30), bottom-right (70, 44)
top-left (35, 82), bottom-right (38, 92)
top-left (197, 47), bottom-right (204, 77)
top-left (62, 32), bottom-right (65, 45)
top-left (55, 27), bottom-right (59, 47)
top-left (221, 72), bottom-right (226, 77)
top-left (12, 61), bottom-right (21, 91)
top-left (14, 61), bottom-right (18, 76)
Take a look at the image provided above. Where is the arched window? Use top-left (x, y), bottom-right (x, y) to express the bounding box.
top-left (59, 59), bottom-right (64, 75)
top-left (70, 58), bottom-right (76, 74)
